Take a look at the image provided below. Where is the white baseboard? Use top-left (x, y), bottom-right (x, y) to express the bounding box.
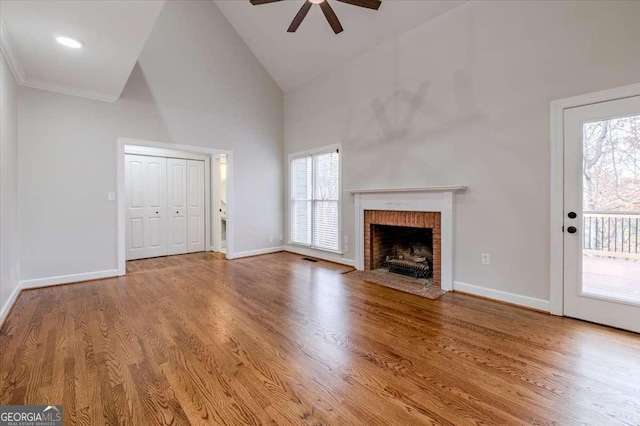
top-left (453, 281), bottom-right (550, 312)
top-left (231, 246), bottom-right (284, 259)
top-left (0, 282), bottom-right (23, 328)
top-left (284, 245), bottom-right (355, 267)
top-left (20, 269), bottom-right (119, 290)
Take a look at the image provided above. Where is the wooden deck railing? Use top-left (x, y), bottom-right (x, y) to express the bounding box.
top-left (583, 212), bottom-right (640, 260)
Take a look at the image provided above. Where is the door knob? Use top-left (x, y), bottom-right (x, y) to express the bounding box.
top-left (567, 226), bottom-right (577, 234)
top-left (568, 212), bottom-right (577, 219)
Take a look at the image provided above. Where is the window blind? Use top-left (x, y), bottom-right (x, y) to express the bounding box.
top-left (290, 149), bottom-right (340, 252)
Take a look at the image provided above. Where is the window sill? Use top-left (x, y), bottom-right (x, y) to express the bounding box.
top-left (288, 243), bottom-right (343, 256)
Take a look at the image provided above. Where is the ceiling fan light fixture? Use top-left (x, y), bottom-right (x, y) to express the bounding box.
top-left (251, 0), bottom-right (381, 34)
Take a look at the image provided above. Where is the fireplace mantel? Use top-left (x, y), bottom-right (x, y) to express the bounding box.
top-left (347, 185), bottom-right (467, 194)
top-left (353, 187), bottom-right (462, 292)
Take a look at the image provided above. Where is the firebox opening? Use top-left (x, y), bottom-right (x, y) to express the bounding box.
top-left (371, 225), bottom-right (433, 279)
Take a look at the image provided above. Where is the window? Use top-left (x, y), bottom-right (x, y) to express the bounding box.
top-left (290, 147), bottom-right (340, 252)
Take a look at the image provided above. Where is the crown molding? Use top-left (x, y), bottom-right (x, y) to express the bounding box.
top-left (0, 15), bottom-right (26, 83)
top-left (1, 15), bottom-right (118, 103)
top-left (20, 78), bottom-right (119, 103)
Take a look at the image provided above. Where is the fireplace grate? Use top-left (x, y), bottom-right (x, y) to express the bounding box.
top-left (383, 258), bottom-right (430, 279)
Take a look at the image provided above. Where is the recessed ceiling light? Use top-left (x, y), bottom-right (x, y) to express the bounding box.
top-left (56, 36), bottom-right (83, 49)
top-left (309, 0), bottom-right (325, 4)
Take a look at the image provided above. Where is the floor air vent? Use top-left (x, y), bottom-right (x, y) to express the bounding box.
top-left (302, 257), bottom-right (319, 263)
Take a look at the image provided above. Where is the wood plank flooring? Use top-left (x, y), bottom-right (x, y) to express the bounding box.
top-left (1, 252), bottom-right (639, 425)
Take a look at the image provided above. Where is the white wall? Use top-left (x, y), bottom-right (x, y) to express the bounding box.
top-left (1, 51), bottom-right (20, 315)
top-left (285, 1), bottom-right (640, 304)
top-left (18, 0), bottom-right (283, 281)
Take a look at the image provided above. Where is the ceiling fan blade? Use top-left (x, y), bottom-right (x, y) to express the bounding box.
top-left (320, 1), bottom-right (344, 34)
top-left (250, 0), bottom-right (284, 5)
top-left (288, 1), bottom-right (313, 33)
top-left (336, 0), bottom-right (381, 10)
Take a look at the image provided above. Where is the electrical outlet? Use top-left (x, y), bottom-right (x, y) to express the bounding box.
top-left (107, 192), bottom-right (116, 201)
top-left (481, 253), bottom-right (491, 265)
top-left (269, 235), bottom-right (274, 243)
top-left (279, 234), bottom-right (284, 241)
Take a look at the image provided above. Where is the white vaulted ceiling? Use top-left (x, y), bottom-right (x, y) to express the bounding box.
top-left (214, 0), bottom-right (466, 92)
top-left (0, 0), bottom-right (466, 99)
top-left (0, 0), bottom-right (165, 102)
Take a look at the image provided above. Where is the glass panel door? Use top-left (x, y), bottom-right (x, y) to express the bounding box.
top-left (563, 95), bottom-right (640, 333)
top-left (582, 114), bottom-right (640, 305)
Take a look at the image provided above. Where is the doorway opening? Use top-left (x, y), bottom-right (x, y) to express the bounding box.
top-left (217, 155), bottom-right (228, 254)
top-left (117, 138), bottom-right (233, 275)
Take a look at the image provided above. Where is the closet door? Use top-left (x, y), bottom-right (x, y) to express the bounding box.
top-left (167, 158), bottom-right (188, 255)
top-left (125, 155), bottom-right (167, 260)
top-left (187, 160), bottom-right (206, 253)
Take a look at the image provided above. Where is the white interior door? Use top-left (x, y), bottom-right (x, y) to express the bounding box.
top-left (125, 155), bottom-right (167, 260)
top-left (563, 95), bottom-right (640, 333)
top-left (187, 160), bottom-right (206, 253)
top-left (167, 158), bottom-right (188, 255)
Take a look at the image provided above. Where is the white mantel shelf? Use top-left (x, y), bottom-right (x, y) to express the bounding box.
top-left (347, 185), bottom-right (467, 194)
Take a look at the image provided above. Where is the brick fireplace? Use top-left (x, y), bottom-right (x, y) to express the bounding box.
top-left (364, 211), bottom-right (441, 286)
top-left (351, 186), bottom-right (466, 292)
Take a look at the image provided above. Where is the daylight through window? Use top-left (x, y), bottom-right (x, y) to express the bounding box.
top-left (290, 148), bottom-right (340, 252)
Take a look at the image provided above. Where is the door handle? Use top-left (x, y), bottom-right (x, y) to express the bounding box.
top-left (567, 226), bottom-right (577, 234)
top-left (568, 212), bottom-right (577, 219)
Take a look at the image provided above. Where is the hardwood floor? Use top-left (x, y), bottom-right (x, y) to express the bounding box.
top-left (1, 252), bottom-right (639, 425)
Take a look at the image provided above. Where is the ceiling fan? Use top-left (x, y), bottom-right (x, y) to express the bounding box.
top-left (250, 0), bottom-right (382, 35)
